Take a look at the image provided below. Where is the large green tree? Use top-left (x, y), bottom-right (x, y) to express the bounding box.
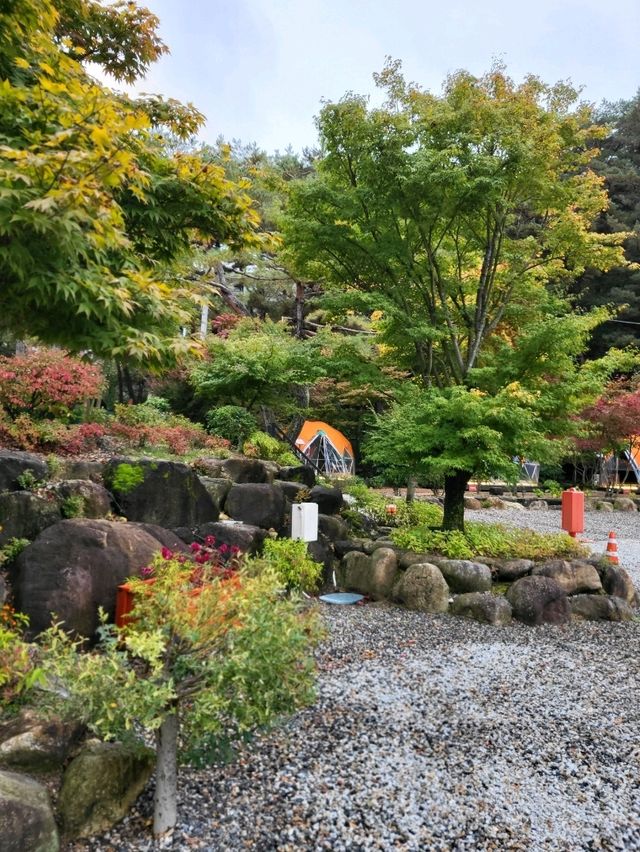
top-left (0, 0), bottom-right (259, 364)
top-left (573, 93), bottom-right (640, 356)
top-left (283, 62), bottom-right (627, 528)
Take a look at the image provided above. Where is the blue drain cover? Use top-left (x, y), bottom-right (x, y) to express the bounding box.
top-left (319, 592), bottom-right (365, 605)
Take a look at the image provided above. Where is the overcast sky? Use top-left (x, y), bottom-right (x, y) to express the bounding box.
top-left (107, 0), bottom-right (640, 153)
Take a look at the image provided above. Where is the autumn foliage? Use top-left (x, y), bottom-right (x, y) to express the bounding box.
top-left (0, 350), bottom-right (104, 419)
top-left (577, 380), bottom-right (640, 453)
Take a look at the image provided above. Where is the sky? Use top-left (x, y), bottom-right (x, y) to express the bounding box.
top-left (105, 0), bottom-right (640, 153)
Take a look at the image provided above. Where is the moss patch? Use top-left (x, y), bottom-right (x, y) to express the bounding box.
top-left (110, 463), bottom-right (145, 494)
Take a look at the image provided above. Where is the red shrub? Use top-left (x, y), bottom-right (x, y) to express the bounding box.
top-left (0, 350), bottom-right (104, 419)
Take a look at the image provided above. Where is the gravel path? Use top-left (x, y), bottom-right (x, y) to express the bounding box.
top-left (65, 508), bottom-right (640, 852)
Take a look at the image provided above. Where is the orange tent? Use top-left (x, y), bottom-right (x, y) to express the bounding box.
top-left (295, 420), bottom-right (355, 474)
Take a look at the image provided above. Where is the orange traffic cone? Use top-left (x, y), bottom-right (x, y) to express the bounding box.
top-left (606, 531), bottom-right (619, 564)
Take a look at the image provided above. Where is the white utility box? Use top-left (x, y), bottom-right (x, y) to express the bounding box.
top-left (291, 502), bottom-right (319, 542)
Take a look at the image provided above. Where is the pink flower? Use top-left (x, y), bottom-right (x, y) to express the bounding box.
top-left (161, 547), bottom-right (173, 560)
top-left (219, 543), bottom-right (229, 555)
top-left (205, 535), bottom-right (216, 546)
top-left (190, 542), bottom-right (201, 552)
top-left (177, 555), bottom-right (187, 564)
top-left (140, 566), bottom-right (154, 578)
top-left (195, 552), bottom-right (210, 564)
top-left (230, 545), bottom-right (240, 555)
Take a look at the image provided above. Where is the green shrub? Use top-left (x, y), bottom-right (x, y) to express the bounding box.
top-left (251, 538), bottom-right (323, 592)
top-left (342, 481), bottom-right (444, 528)
top-left (16, 469), bottom-right (43, 491)
top-left (205, 406), bottom-right (257, 448)
top-left (0, 537), bottom-right (29, 565)
top-left (0, 606), bottom-right (43, 707)
top-left (391, 522), bottom-right (589, 560)
top-left (144, 395), bottom-right (171, 413)
top-left (534, 479), bottom-right (562, 497)
top-left (61, 495), bottom-right (85, 519)
top-left (242, 431), bottom-right (298, 466)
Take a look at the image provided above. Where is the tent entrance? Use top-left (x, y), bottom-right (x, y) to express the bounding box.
top-left (295, 421), bottom-right (355, 475)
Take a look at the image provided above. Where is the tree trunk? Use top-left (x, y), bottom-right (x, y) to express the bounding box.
top-left (153, 712), bottom-right (179, 837)
top-left (406, 476), bottom-right (417, 504)
top-left (294, 280), bottom-right (305, 338)
top-left (116, 361), bottom-right (124, 404)
top-left (442, 470), bottom-right (472, 531)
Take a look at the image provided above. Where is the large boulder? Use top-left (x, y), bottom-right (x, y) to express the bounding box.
top-left (52, 459), bottom-right (105, 483)
top-left (0, 450), bottom-right (48, 493)
top-left (438, 559), bottom-right (492, 593)
top-left (0, 769), bottom-right (59, 852)
top-left (486, 558), bottom-right (534, 582)
top-left (506, 576), bottom-right (570, 625)
top-left (0, 492), bottom-right (61, 545)
top-left (279, 465), bottom-right (316, 487)
top-left (194, 521), bottom-right (267, 556)
top-left (353, 547), bottom-right (400, 599)
top-left (463, 496), bottom-right (483, 510)
top-left (482, 496), bottom-right (507, 509)
top-left (399, 551), bottom-right (436, 569)
top-left (225, 483), bottom-right (285, 530)
top-left (0, 710), bottom-right (84, 771)
top-left (104, 459), bottom-right (218, 528)
top-left (197, 477), bottom-right (231, 512)
top-left (51, 480), bottom-right (112, 519)
top-left (451, 592), bottom-right (512, 626)
top-left (306, 534), bottom-right (338, 587)
top-left (333, 539), bottom-right (367, 559)
top-left (12, 519), bottom-right (187, 640)
top-left (339, 551), bottom-right (370, 591)
top-left (317, 514), bottom-right (349, 542)
top-left (600, 564), bottom-right (638, 606)
top-left (309, 485), bottom-right (343, 515)
top-left (613, 497), bottom-right (636, 512)
top-left (570, 595), bottom-right (634, 622)
top-left (274, 480), bottom-right (310, 502)
top-left (57, 741), bottom-right (153, 839)
top-left (531, 560), bottom-right (602, 595)
top-left (221, 457), bottom-right (272, 483)
top-left (392, 563), bottom-right (449, 613)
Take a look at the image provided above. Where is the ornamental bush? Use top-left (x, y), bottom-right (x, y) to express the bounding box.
top-left (205, 405), bottom-right (257, 448)
top-left (342, 482), bottom-right (444, 529)
top-left (0, 350), bottom-right (104, 420)
top-left (251, 538), bottom-right (323, 592)
top-left (0, 606), bottom-right (43, 707)
top-left (391, 522), bottom-right (589, 560)
top-left (35, 545), bottom-right (319, 835)
top-left (242, 431), bottom-right (298, 465)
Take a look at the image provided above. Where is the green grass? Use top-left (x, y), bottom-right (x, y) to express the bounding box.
top-left (391, 522), bottom-right (589, 561)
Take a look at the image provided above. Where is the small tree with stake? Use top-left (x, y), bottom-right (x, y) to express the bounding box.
top-left (365, 316), bottom-right (636, 530)
top-left (37, 541), bottom-right (319, 837)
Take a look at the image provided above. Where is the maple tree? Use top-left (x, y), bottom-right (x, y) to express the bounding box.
top-left (39, 544), bottom-right (318, 836)
top-left (284, 61), bottom-right (628, 528)
top-left (576, 379), bottom-right (640, 485)
top-left (0, 0), bottom-right (259, 364)
top-left (0, 349), bottom-right (103, 419)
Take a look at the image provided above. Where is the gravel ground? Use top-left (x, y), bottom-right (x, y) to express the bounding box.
top-left (65, 508), bottom-right (640, 852)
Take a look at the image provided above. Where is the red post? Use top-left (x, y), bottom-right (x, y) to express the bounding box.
top-left (115, 578), bottom-right (155, 627)
top-left (561, 488), bottom-right (584, 538)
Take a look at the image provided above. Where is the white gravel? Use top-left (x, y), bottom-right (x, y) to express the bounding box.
top-left (65, 507), bottom-right (640, 852)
